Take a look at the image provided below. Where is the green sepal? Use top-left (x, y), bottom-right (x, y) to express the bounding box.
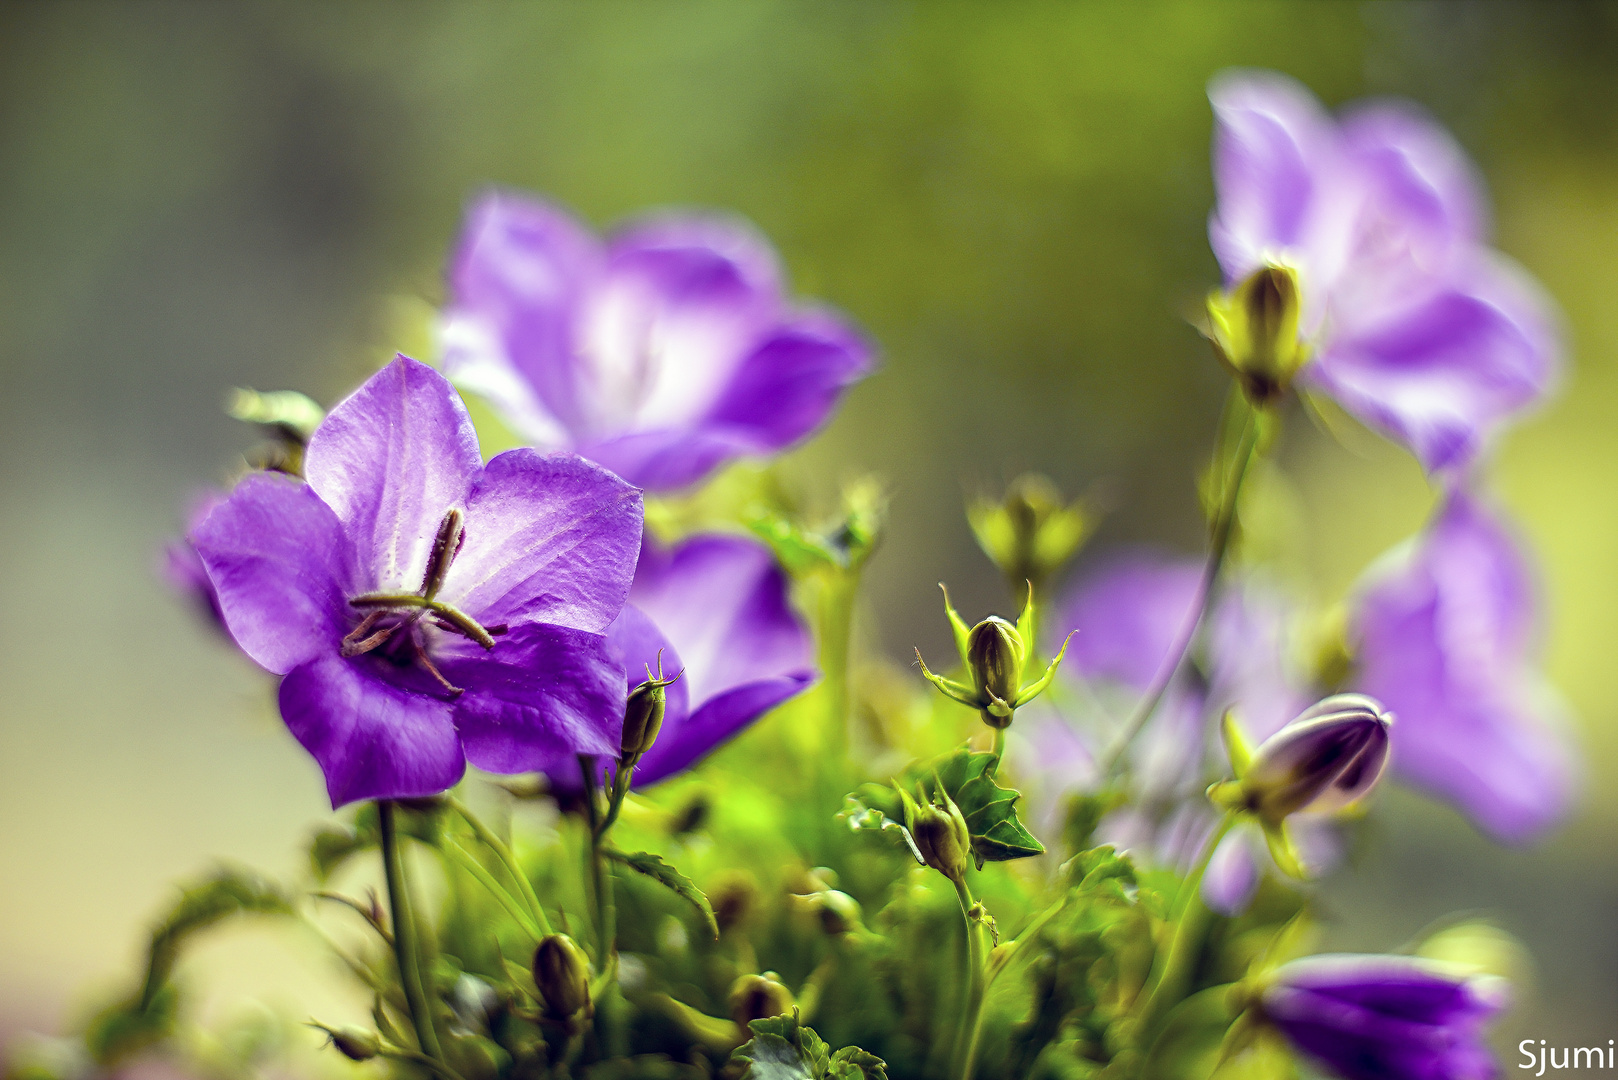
top-left (914, 648), bottom-right (979, 708)
top-left (731, 1010), bottom-right (886, 1080)
top-left (939, 583), bottom-right (973, 667)
top-left (605, 848), bottom-right (720, 939)
top-left (929, 746), bottom-right (1045, 864)
top-left (1015, 583), bottom-right (1036, 653)
top-left (1221, 710), bottom-right (1254, 779)
top-left (1260, 820), bottom-right (1307, 880)
top-left (1009, 631), bottom-right (1073, 708)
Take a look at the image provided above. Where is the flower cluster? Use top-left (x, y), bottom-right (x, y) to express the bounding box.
top-left (74, 69), bottom-right (1575, 1080)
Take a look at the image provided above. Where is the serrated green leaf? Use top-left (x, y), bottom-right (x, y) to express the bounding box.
top-left (837, 789), bottom-right (924, 865)
top-left (929, 746), bottom-right (1044, 863)
top-left (829, 1046), bottom-right (889, 1080)
top-left (735, 1034), bottom-right (813, 1079)
top-left (605, 849), bottom-right (719, 939)
top-left (731, 1012), bottom-right (885, 1080)
top-left (141, 868), bottom-right (293, 1009)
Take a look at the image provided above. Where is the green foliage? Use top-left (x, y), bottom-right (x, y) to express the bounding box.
top-left (731, 1012), bottom-right (887, 1080)
top-left (605, 848), bottom-right (720, 940)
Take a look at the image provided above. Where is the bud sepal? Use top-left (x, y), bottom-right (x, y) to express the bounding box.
top-left (916, 586), bottom-right (1073, 729)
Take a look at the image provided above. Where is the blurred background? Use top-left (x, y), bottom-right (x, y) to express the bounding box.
top-left (2, 0), bottom-right (1615, 1062)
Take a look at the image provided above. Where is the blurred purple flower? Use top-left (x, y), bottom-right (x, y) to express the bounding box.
top-left (164, 490), bottom-right (229, 633)
top-left (1352, 489), bottom-right (1576, 842)
top-left (440, 190), bottom-right (874, 491)
top-left (191, 356), bottom-right (643, 807)
top-left (552, 534), bottom-right (815, 792)
top-left (1012, 553), bottom-right (1313, 912)
top-left (1209, 70), bottom-right (1559, 472)
top-left (1261, 954), bottom-right (1507, 1080)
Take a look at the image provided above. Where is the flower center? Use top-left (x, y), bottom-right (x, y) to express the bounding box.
top-left (338, 509), bottom-right (506, 698)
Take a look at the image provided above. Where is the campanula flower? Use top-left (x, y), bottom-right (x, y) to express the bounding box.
top-left (552, 534), bottom-right (815, 792)
top-left (164, 490), bottom-right (230, 635)
top-left (1208, 70), bottom-right (1560, 471)
top-left (191, 356), bottom-right (643, 807)
top-left (439, 190), bottom-right (874, 491)
top-left (1258, 954), bottom-right (1508, 1080)
top-left (1352, 489), bottom-right (1576, 842)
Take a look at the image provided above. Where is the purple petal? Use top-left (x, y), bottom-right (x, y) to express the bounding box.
top-left (1246, 694), bottom-right (1392, 816)
top-left (441, 190), bottom-right (603, 445)
top-left (304, 356), bottom-right (484, 590)
top-left (191, 472), bottom-right (352, 675)
top-left (1053, 552), bottom-right (1203, 690)
top-left (444, 448), bottom-right (643, 633)
top-left (634, 674), bottom-right (813, 787)
top-left (1207, 70), bottom-right (1358, 297)
top-left (577, 427), bottom-right (756, 494)
top-left (1202, 825), bottom-right (1260, 916)
top-left (280, 654), bottom-right (464, 808)
top-left (628, 535), bottom-right (813, 706)
top-left (1352, 491), bottom-right (1576, 841)
top-left (1206, 576), bottom-right (1312, 740)
top-left (703, 312), bottom-right (874, 452)
top-left (1309, 253), bottom-right (1561, 473)
top-left (440, 622), bottom-right (626, 773)
top-left (1340, 101), bottom-right (1488, 253)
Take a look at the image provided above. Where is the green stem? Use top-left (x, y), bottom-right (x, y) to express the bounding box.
top-left (442, 839), bottom-right (543, 941)
top-left (1138, 812), bottom-right (1239, 1033)
top-left (579, 757), bottom-right (615, 965)
top-left (1099, 416), bottom-right (1259, 777)
top-left (817, 569), bottom-right (859, 763)
top-left (378, 801), bottom-right (442, 1064)
top-left (449, 797), bottom-right (551, 936)
top-left (952, 878), bottom-right (988, 1080)
top-left (991, 726), bottom-right (1006, 765)
top-left (379, 1047), bottom-right (468, 1080)
top-left (594, 760), bottom-right (634, 842)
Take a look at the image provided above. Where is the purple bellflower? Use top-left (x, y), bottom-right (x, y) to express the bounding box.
top-left (165, 490), bottom-right (230, 634)
top-left (1260, 954), bottom-right (1507, 1080)
top-left (439, 190), bottom-right (874, 492)
top-left (191, 356), bottom-right (644, 807)
top-left (1352, 489), bottom-right (1576, 843)
top-left (552, 533), bottom-right (816, 792)
top-left (1209, 70), bottom-right (1559, 472)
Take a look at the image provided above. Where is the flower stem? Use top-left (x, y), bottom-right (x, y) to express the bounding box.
top-left (449, 797), bottom-right (551, 936)
top-left (1138, 812), bottom-right (1239, 1034)
top-left (442, 838), bottom-right (543, 941)
top-left (951, 877), bottom-right (988, 1080)
top-left (377, 801), bottom-right (442, 1064)
top-left (817, 568), bottom-right (859, 764)
top-left (579, 757), bottom-right (615, 966)
top-left (1099, 415), bottom-right (1259, 777)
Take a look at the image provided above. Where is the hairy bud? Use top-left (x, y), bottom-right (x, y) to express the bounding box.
top-left (729, 972), bottom-right (794, 1033)
top-left (532, 934), bottom-right (592, 1021)
top-left (1206, 263), bottom-right (1308, 405)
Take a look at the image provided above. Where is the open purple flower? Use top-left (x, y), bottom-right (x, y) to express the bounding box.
top-left (552, 534), bottom-right (815, 792)
top-left (1209, 70), bottom-right (1559, 472)
top-left (191, 356), bottom-right (644, 807)
top-left (1352, 489), bottom-right (1576, 843)
top-left (439, 190), bottom-right (874, 492)
top-left (164, 490), bottom-right (230, 634)
top-left (1260, 954), bottom-right (1507, 1080)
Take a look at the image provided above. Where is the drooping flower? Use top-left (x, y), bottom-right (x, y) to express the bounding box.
top-left (1208, 70), bottom-right (1560, 472)
top-left (439, 190), bottom-right (874, 492)
top-left (551, 534), bottom-right (815, 792)
top-left (1351, 489), bottom-right (1576, 843)
top-left (1258, 954), bottom-right (1508, 1080)
top-left (191, 356), bottom-right (643, 807)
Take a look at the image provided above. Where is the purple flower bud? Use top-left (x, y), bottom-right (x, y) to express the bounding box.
top-left (1212, 694), bottom-right (1392, 825)
top-left (1260, 954), bottom-right (1508, 1080)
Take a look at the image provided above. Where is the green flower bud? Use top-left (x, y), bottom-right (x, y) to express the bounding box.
top-left (620, 655), bottom-right (680, 763)
top-left (708, 869), bottom-right (758, 934)
top-left (325, 1026), bottom-right (380, 1062)
top-left (968, 474), bottom-right (1094, 595)
top-left (728, 972), bottom-right (794, 1033)
top-left (532, 934), bottom-right (592, 1021)
top-left (1206, 263), bottom-right (1308, 405)
top-left (967, 616), bottom-right (1025, 728)
top-left (900, 783), bottom-right (973, 884)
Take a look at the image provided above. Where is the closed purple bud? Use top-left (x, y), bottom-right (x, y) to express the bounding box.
top-left (1260, 954), bottom-right (1507, 1080)
top-left (1213, 694), bottom-right (1392, 823)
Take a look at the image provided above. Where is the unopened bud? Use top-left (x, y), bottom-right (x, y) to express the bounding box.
top-left (1210, 694), bottom-right (1392, 824)
top-left (1206, 263), bottom-right (1308, 405)
top-left (321, 1026), bottom-right (380, 1061)
top-left (811, 889), bottom-right (864, 936)
top-left (966, 617), bottom-right (1025, 727)
top-left (532, 934), bottom-right (592, 1021)
top-left (902, 784), bottom-right (973, 883)
top-left (728, 972), bottom-right (794, 1033)
top-left (968, 474), bottom-right (1094, 594)
top-left (708, 869), bottom-right (758, 934)
top-left (620, 655), bottom-right (680, 763)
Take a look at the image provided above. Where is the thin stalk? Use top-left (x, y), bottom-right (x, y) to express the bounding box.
top-left (1137, 812), bottom-right (1239, 1032)
top-left (379, 1047), bottom-right (468, 1080)
top-left (817, 569), bottom-right (859, 763)
top-left (991, 726), bottom-right (1006, 765)
top-left (378, 801), bottom-right (442, 1063)
top-left (1098, 417), bottom-right (1259, 777)
top-left (579, 757), bottom-right (615, 965)
top-left (952, 878), bottom-right (988, 1080)
top-left (449, 797), bottom-right (551, 936)
top-left (594, 761), bottom-right (635, 842)
top-left (441, 839), bottom-right (542, 941)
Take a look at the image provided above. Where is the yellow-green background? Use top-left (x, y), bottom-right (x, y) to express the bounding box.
top-left (1, 0), bottom-right (1613, 1062)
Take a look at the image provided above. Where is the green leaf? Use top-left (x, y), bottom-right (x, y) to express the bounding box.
top-left (929, 746), bottom-right (1045, 864)
top-left (837, 788), bottom-right (924, 866)
top-left (731, 1012), bottom-right (884, 1080)
top-left (140, 867), bottom-right (293, 1009)
top-left (605, 848), bottom-right (719, 939)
